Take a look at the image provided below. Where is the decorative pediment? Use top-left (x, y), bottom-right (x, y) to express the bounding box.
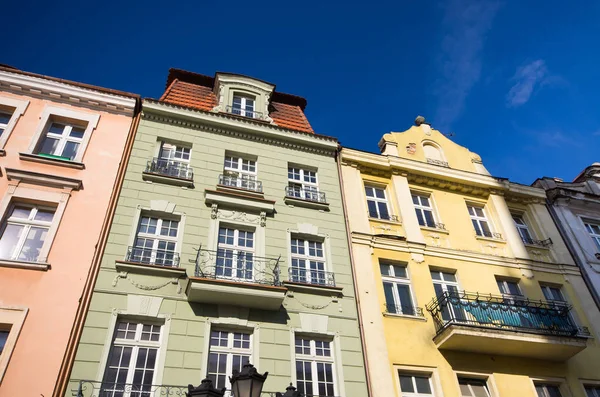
top-left (211, 73), bottom-right (275, 123)
top-left (5, 168), bottom-right (82, 191)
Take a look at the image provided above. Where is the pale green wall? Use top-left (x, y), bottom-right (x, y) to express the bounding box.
top-left (67, 110), bottom-right (367, 396)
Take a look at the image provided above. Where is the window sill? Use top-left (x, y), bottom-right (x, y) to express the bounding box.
top-left (142, 172), bottom-right (194, 188)
top-left (368, 217), bottom-right (401, 225)
top-left (115, 260), bottom-right (187, 277)
top-left (420, 226), bottom-right (449, 235)
top-left (282, 281), bottom-right (343, 296)
top-left (475, 235), bottom-right (505, 243)
top-left (19, 152), bottom-right (85, 170)
top-left (0, 258), bottom-right (50, 271)
top-left (524, 243), bottom-right (551, 250)
top-left (283, 196), bottom-right (329, 211)
top-left (382, 312), bottom-right (427, 321)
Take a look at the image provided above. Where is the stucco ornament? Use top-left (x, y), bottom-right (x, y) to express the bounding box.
top-left (406, 143), bottom-right (416, 155)
top-left (218, 209), bottom-right (262, 225)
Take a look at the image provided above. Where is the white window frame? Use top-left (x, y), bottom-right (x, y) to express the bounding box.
top-left (217, 224), bottom-right (256, 281)
top-left (512, 213), bottom-right (535, 244)
top-left (532, 381), bottom-right (570, 397)
top-left (0, 96), bottom-right (29, 150)
top-left (288, 166), bottom-right (320, 201)
top-left (395, 366), bottom-right (443, 397)
top-left (223, 153), bottom-right (258, 190)
top-left (294, 335), bottom-right (338, 397)
top-left (0, 306), bottom-right (28, 383)
top-left (467, 203), bottom-right (493, 238)
top-left (411, 192), bottom-right (438, 228)
top-left (158, 141), bottom-right (191, 163)
top-left (365, 184), bottom-right (392, 220)
top-left (290, 235), bottom-right (328, 285)
top-left (380, 261), bottom-right (418, 316)
top-left (27, 106), bottom-right (99, 163)
top-left (34, 121), bottom-right (87, 161)
top-left (100, 319), bottom-right (164, 397)
top-left (582, 381), bottom-right (600, 397)
top-left (232, 94), bottom-right (256, 118)
top-left (496, 278), bottom-right (524, 298)
top-left (206, 329), bottom-right (253, 392)
top-left (131, 215), bottom-right (180, 266)
top-left (0, 203), bottom-right (56, 262)
top-left (454, 372), bottom-right (500, 397)
top-left (584, 221), bottom-right (600, 250)
top-left (398, 373), bottom-right (436, 396)
top-left (457, 377), bottom-right (492, 397)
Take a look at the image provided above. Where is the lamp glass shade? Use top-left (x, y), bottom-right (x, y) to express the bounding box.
top-left (251, 379), bottom-right (264, 396)
top-left (233, 378), bottom-right (251, 397)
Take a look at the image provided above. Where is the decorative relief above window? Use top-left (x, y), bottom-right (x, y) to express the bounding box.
top-left (211, 73), bottom-right (274, 123)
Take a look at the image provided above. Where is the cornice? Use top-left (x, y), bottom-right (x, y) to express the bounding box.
top-left (0, 70), bottom-right (137, 116)
top-left (143, 100), bottom-right (338, 157)
top-left (5, 168), bottom-right (83, 190)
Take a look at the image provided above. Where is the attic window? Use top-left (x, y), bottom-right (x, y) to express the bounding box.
top-left (231, 94), bottom-right (258, 119)
top-left (422, 142), bottom-right (448, 167)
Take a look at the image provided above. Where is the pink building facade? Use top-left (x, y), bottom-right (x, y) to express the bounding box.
top-left (0, 66), bottom-right (138, 396)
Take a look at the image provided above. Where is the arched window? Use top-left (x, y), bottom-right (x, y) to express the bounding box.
top-left (422, 142), bottom-right (448, 167)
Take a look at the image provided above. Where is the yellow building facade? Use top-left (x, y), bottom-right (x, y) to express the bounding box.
top-left (340, 118), bottom-right (600, 397)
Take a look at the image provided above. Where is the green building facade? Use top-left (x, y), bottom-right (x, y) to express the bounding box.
top-left (68, 69), bottom-right (368, 397)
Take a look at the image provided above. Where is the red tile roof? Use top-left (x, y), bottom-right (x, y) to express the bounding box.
top-left (159, 68), bottom-right (314, 134)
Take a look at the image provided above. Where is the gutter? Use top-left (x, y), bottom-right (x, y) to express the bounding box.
top-left (336, 146), bottom-right (373, 397)
top-left (545, 198), bottom-right (600, 311)
top-left (52, 108), bottom-right (142, 397)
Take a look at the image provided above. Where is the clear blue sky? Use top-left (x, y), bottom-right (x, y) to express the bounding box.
top-left (5, 0), bottom-right (600, 184)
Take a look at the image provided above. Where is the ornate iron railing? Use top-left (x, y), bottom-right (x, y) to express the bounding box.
top-left (477, 230), bottom-right (503, 239)
top-left (522, 237), bottom-right (553, 247)
top-left (285, 186), bottom-right (327, 203)
top-left (370, 214), bottom-right (400, 222)
top-left (288, 267), bottom-right (336, 287)
top-left (426, 158), bottom-right (449, 167)
top-left (384, 303), bottom-right (424, 317)
top-left (145, 158), bottom-right (193, 180)
top-left (425, 291), bottom-right (590, 337)
top-left (219, 174), bottom-right (263, 193)
top-left (74, 380), bottom-right (294, 397)
top-left (125, 246), bottom-right (180, 267)
top-left (194, 248), bottom-right (281, 286)
top-left (225, 105), bottom-right (264, 120)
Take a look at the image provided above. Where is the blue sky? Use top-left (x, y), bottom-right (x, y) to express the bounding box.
top-left (4, 0), bottom-right (600, 184)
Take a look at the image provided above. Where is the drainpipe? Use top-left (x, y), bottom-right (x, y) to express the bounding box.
top-left (335, 145), bottom-right (373, 397)
top-left (545, 198), bottom-right (600, 311)
top-left (53, 106), bottom-right (142, 397)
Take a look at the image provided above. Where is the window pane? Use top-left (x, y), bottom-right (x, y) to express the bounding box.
top-left (364, 187), bottom-right (374, 197)
top-left (38, 136), bottom-right (59, 155)
top-left (0, 224), bottom-right (24, 259)
top-left (34, 209), bottom-right (55, 222)
top-left (375, 188), bottom-right (385, 199)
top-left (396, 284), bottom-right (414, 315)
top-left (367, 200), bottom-right (378, 218)
top-left (10, 206), bottom-right (31, 219)
top-left (399, 375), bottom-right (414, 392)
top-left (378, 202), bottom-right (390, 219)
top-left (0, 330), bottom-right (9, 355)
top-left (424, 210), bottom-right (435, 227)
top-left (61, 141), bottom-right (80, 160)
top-left (392, 265), bottom-right (407, 278)
top-left (415, 209), bottom-right (425, 226)
top-left (383, 282), bottom-right (396, 313)
top-left (48, 123), bottom-right (66, 134)
top-left (17, 226), bottom-right (48, 262)
top-left (430, 271), bottom-right (441, 281)
top-left (415, 376), bottom-right (432, 394)
top-left (69, 127), bottom-right (85, 139)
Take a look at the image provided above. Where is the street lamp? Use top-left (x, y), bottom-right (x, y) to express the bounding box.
top-left (186, 378), bottom-right (226, 397)
top-left (276, 383), bottom-right (303, 397)
top-left (229, 363), bottom-right (269, 397)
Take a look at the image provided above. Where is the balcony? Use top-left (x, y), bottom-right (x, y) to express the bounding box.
top-left (284, 186), bottom-right (329, 210)
top-left (287, 267), bottom-right (336, 287)
top-left (186, 249), bottom-right (286, 310)
top-left (426, 291), bottom-right (589, 361)
top-left (219, 174), bottom-right (263, 194)
top-left (522, 237), bottom-right (553, 247)
top-left (142, 158), bottom-right (194, 187)
top-left (225, 105), bottom-right (264, 120)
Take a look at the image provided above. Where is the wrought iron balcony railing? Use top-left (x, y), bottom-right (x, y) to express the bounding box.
top-left (384, 303), bottom-right (425, 317)
top-left (145, 158), bottom-right (193, 180)
top-left (522, 237), bottom-right (553, 247)
top-left (225, 105), bottom-right (264, 120)
top-left (219, 174), bottom-right (263, 193)
top-left (369, 214), bottom-right (399, 222)
top-left (75, 380), bottom-right (322, 397)
top-left (194, 248), bottom-right (281, 286)
top-left (426, 158), bottom-right (449, 167)
top-left (285, 186), bottom-right (327, 203)
top-left (425, 291), bottom-right (590, 337)
top-left (125, 246), bottom-right (180, 267)
top-left (288, 267), bottom-right (336, 287)
top-left (477, 230), bottom-right (503, 239)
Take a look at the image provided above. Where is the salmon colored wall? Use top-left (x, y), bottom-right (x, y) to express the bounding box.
top-left (0, 91), bottom-right (133, 396)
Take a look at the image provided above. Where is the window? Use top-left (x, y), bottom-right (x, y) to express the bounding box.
top-left (223, 154), bottom-right (259, 191)
top-left (0, 204), bottom-right (55, 262)
top-left (535, 384), bottom-right (562, 397)
top-left (101, 320), bottom-right (162, 397)
top-left (381, 261), bottom-right (416, 315)
top-left (585, 385), bottom-right (600, 397)
top-left (288, 167), bottom-right (322, 202)
top-left (130, 215), bottom-right (179, 266)
top-left (584, 222), bottom-right (600, 250)
top-left (431, 270), bottom-right (462, 321)
top-left (207, 330), bottom-right (252, 390)
top-left (158, 142), bottom-right (191, 162)
top-left (458, 378), bottom-right (491, 397)
top-left (232, 95), bottom-right (256, 118)
top-left (412, 193), bottom-right (436, 228)
top-left (0, 329), bottom-right (9, 356)
top-left (0, 307), bottom-right (27, 383)
top-left (0, 110), bottom-right (12, 138)
top-left (496, 279), bottom-right (523, 298)
top-left (512, 215), bottom-right (534, 244)
top-left (467, 205), bottom-right (492, 237)
top-left (148, 142), bottom-right (193, 180)
top-left (399, 373), bottom-right (434, 396)
top-left (295, 336), bottom-right (336, 396)
top-left (365, 186), bottom-right (391, 220)
top-left (34, 121), bottom-right (87, 161)
top-left (541, 285), bottom-right (566, 303)
top-left (216, 226), bottom-right (255, 281)
top-left (290, 237), bottom-right (328, 285)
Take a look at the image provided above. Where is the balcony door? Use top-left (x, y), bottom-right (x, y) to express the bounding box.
top-left (216, 226), bottom-right (254, 281)
top-left (431, 270), bottom-right (465, 322)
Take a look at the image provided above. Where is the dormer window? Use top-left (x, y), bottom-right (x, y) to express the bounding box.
top-left (232, 94), bottom-right (256, 118)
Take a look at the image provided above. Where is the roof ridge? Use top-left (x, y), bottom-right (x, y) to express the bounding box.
top-left (159, 78), bottom-right (178, 101)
